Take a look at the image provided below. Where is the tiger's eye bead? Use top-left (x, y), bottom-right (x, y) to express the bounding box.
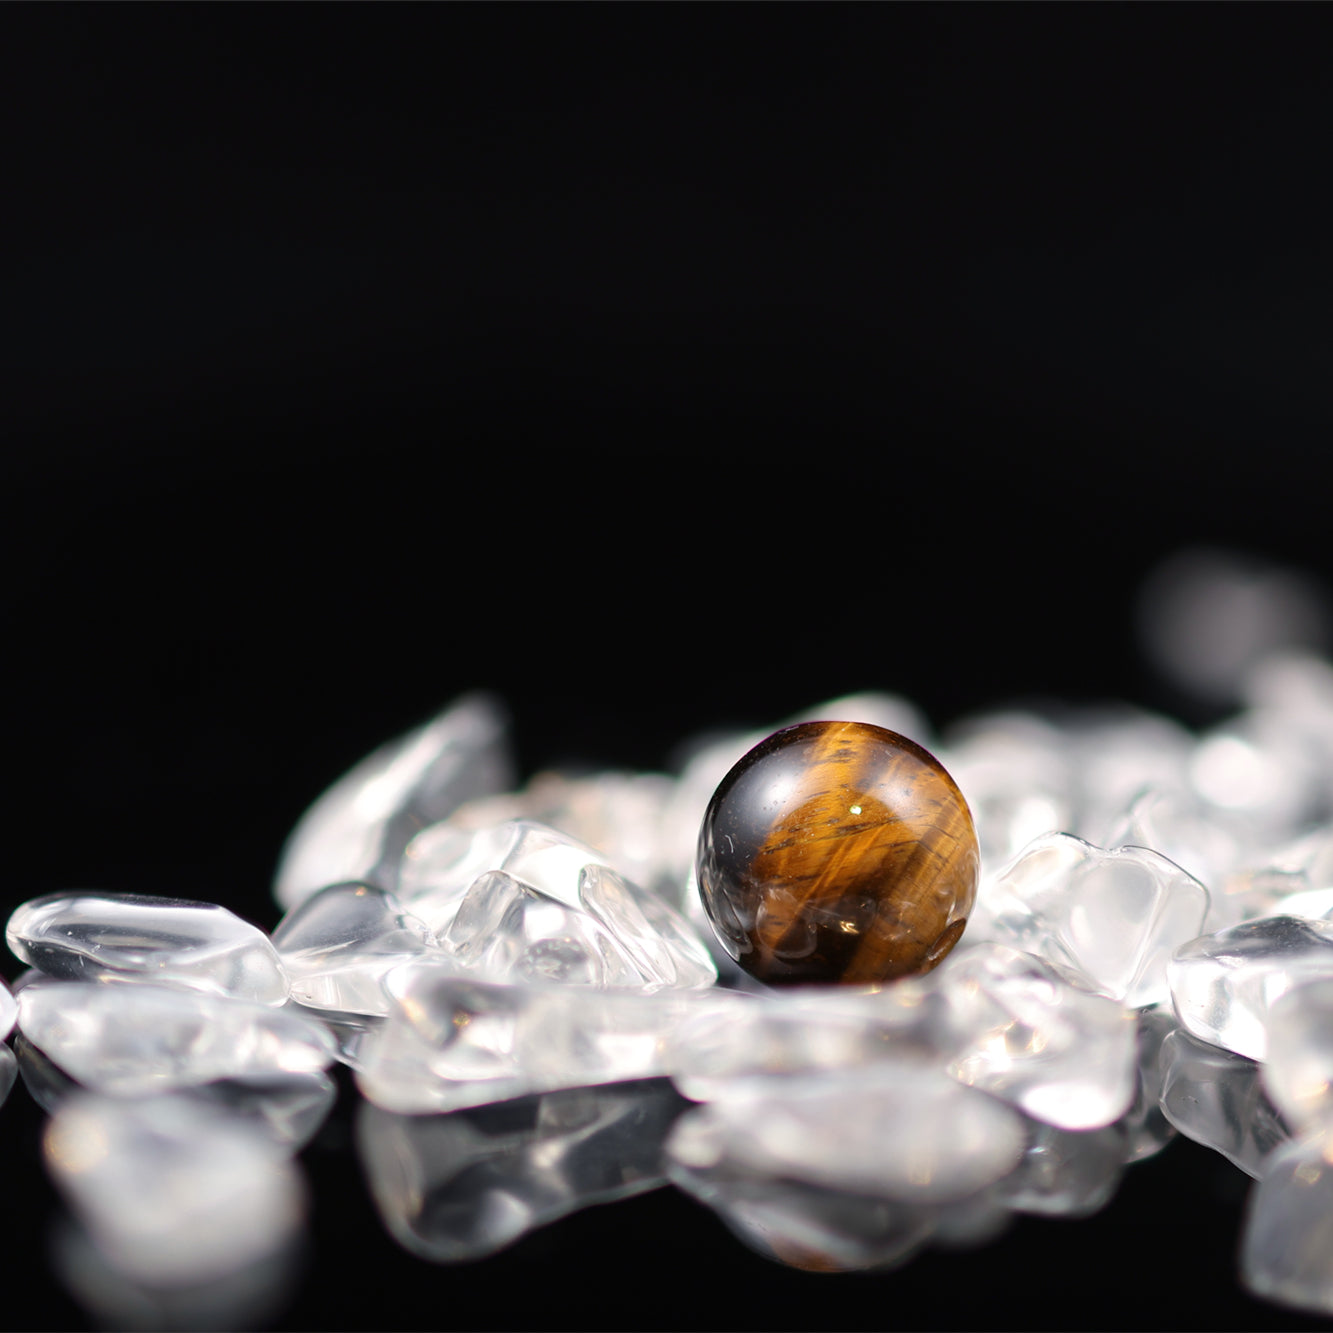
top-left (696, 721), bottom-right (979, 986)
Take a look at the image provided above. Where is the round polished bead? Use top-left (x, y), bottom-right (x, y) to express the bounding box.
top-left (696, 720), bottom-right (979, 986)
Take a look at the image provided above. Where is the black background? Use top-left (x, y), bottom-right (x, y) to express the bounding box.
top-left (6, 6), bottom-right (1333, 1330)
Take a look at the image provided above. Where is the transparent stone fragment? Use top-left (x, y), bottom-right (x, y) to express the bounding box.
top-left (1262, 978), bottom-right (1333, 1133)
top-left (940, 712), bottom-right (1072, 871)
top-left (1063, 707), bottom-right (1195, 846)
top-left (45, 1093), bottom-right (307, 1286)
top-left (445, 771), bottom-right (680, 905)
top-left (664, 981), bottom-right (939, 1105)
top-left (399, 819), bottom-right (716, 991)
top-left (271, 881), bottom-right (443, 1016)
top-left (1158, 1029), bottom-right (1290, 1178)
top-left (1240, 1127), bottom-right (1333, 1316)
top-left (937, 944), bottom-right (1137, 1131)
top-left (665, 1065), bottom-right (1025, 1203)
top-left (1167, 915), bottom-right (1333, 1061)
top-left (273, 692), bottom-right (513, 910)
top-left (0, 1043), bottom-right (16, 1109)
top-left (6, 892), bottom-right (288, 1005)
top-left (997, 1117), bottom-right (1126, 1218)
top-left (1105, 785), bottom-right (1242, 897)
top-left (355, 969), bottom-right (732, 1113)
top-left (1121, 1005), bottom-right (1178, 1163)
top-left (1190, 714), bottom-right (1329, 843)
top-left (356, 1078), bottom-right (689, 1262)
top-left (0, 974), bottom-right (15, 1040)
top-left (18, 983), bottom-right (336, 1098)
top-left (980, 832), bottom-right (1209, 1007)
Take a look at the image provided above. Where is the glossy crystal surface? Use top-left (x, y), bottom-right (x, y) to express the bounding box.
top-left (274, 692), bottom-right (513, 910)
top-left (979, 832), bottom-right (1209, 1007)
top-left (272, 881), bottom-right (442, 1016)
top-left (356, 1079), bottom-right (688, 1261)
top-left (1167, 915), bottom-right (1333, 1060)
top-left (7, 892), bottom-right (288, 1004)
top-left (18, 982), bottom-right (336, 1097)
top-left (355, 968), bottom-right (731, 1113)
top-left (1241, 1128), bottom-right (1333, 1316)
top-left (1158, 1029), bottom-right (1290, 1178)
top-left (399, 819), bottom-right (716, 991)
top-left (938, 944), bottom-right (1137, 1131)
top-left (1262, 978), bottom-right (1333, 1132)
top-left (998, 1117), bottom-right (1126, 1217)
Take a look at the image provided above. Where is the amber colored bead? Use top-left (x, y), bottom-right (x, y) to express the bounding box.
top-left (696, 720), bottom-right (979, 986)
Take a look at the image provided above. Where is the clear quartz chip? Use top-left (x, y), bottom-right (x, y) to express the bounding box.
top-left (1240, 1127), bottom-right (1333, 1316)
top-left (0, 974), bottom-right (15, 1042)
top-left (45, 1092), bottom-right (306, 1286)
top-left (1121, 1005), bottom-right (1178, 1163)
top-left (355, 968), bottom-right (731, 1113)
top-left (997, 1117), bottom-right (1126, 1217)
top-left (356, 1079), bottom-right (689, 1262)
top-left (664, 981), bottom-right (941, 1105)
top-left (6, 892), bottom-right (289, 1005)
top-left (273, 692), bottom-right (514, 910)
top-left (1262, 978), bottom-right (1333, 1133)
top-left (0, 1044), bottom-right (16, 1109)
top-left (1167, 915), bottom-right (1333, 1061)
top-left (18, 1025), bottom-right (336, 1151)
top-left (271, 881), bottom-right (443, 1016)
top-left (979, 832), bottom-right (1209, 1007)
top-left (444, 771), bottom-right (681, 905)
top-left (936, 944), bottom-right (1138, 1131)
top-left (398, 819), bottom-right (716, 991)
top-left (1158, 1028), bottom-right (1290, 1178)
top-left (18, 982), bottom-right (336, 1098)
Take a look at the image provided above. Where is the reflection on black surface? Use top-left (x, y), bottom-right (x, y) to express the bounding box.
top-left (356, 1077), bottom-right (692, 1261)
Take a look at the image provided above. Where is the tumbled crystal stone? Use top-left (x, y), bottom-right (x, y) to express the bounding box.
top-left (1121, 1005), bottom-right (1179, 1163)
top-left (45, 1092), bottom-right (306, 1285)
top-left (1240, 1127), bottom-right (1333, 1316)
top-left (978, 832), bottom-right (1209, 1007)
top-left (355, 968), bottom-right (730, 1113)
top-left (0, 1043), bottom-right (16, 1109)
top-left (274, 692), bottom-right (513, 910)
top-left (18, 1023), bottom-right (336, 1150)
top-left (939, 712), bottom-right (1072, 870)
top-left (664, 982), bottom-right (937, 1105)
top-left (18, 982), bottom-right (336, 1098)
top-left (399, 819), bottom-right (716, 991)
top-left (7, 892), bottom-right (289, 1005)
top-left (1262, 978), bottom-right (1333, 1133)
top-left (937, 944), bottom-right (1137, 1131)
top-left (997, 1117), bottom-right (1126, 1217)
top-left (271, 881), bottom-right (442, 1016)
top-left (1168, 915), bottom-right (1333, 1061)
top-left (0, 975), bottom-right (15, 1042)
top-left (444, 770), bottom-right (680, 905)
top-left (1158, 1029), bottom-right (1290, 1178)
top-left (356, 1079), bottom-right (689, 1262)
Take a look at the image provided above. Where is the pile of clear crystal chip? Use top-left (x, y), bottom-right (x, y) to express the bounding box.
top-left (12, 551), bottom-right (1333, 1323)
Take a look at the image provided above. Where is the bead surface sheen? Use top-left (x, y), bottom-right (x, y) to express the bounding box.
top-left (697, 721), bottom-right (979, 985)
